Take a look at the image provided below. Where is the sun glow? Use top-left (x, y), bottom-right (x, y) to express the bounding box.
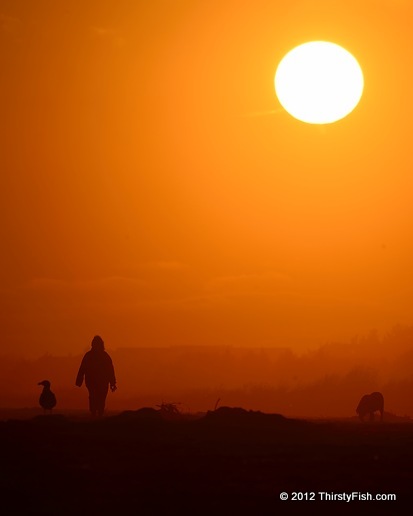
top-left (275, 41), bottom-right (364, 124)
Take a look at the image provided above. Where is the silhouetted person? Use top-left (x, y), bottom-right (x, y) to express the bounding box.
top-left (38, 380), bottom-right (57, 413)
top-left (76, 335), bottom-right (117, 417)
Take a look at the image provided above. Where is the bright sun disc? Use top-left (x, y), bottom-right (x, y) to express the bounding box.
top-left (275, 41), bottom-right (364, 124)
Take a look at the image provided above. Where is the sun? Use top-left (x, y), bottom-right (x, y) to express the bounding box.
top-left (275, 41), bottom-right (364, 124)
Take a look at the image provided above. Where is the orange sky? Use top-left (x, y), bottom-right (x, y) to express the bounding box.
top-left (1, 0), bottom-right (413, 357)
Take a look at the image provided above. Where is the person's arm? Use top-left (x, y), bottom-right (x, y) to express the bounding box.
top-left (75, 355), bottom-right (87, 387)
top-left (108, 356), bottom-right (117, 391)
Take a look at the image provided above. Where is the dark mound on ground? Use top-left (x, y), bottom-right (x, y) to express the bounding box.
top-left (204, 406), bottom-right (289, 423)
top-left (112, 406), bottom-right (305, 434)
top-left (195, 406), bottom-right (314, 445)
top-left (114, 406), bottom-right (200, 422)
top-left (115, 406), bottom-right (162, 420)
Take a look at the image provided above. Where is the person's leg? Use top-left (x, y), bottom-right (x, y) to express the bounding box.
top-left (96, 384), bottom-right (109, 417)
top-left (88, 387), bottom-right (97, 416)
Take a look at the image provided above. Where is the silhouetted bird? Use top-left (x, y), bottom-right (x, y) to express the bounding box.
top-left (38, 380), bottom-right (57, 412)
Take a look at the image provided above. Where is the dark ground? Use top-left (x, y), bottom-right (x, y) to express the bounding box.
top-left (0, 407), bottom-right (411, 515)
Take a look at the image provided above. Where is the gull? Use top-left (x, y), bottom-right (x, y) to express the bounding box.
top-left (38, 380), bottom-right (57, 413)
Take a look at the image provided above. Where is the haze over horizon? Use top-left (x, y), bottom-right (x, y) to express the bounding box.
top-left (2, 0), bottom-right (413, 359)
top-left (1, 324), bottom-right (413, 417)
